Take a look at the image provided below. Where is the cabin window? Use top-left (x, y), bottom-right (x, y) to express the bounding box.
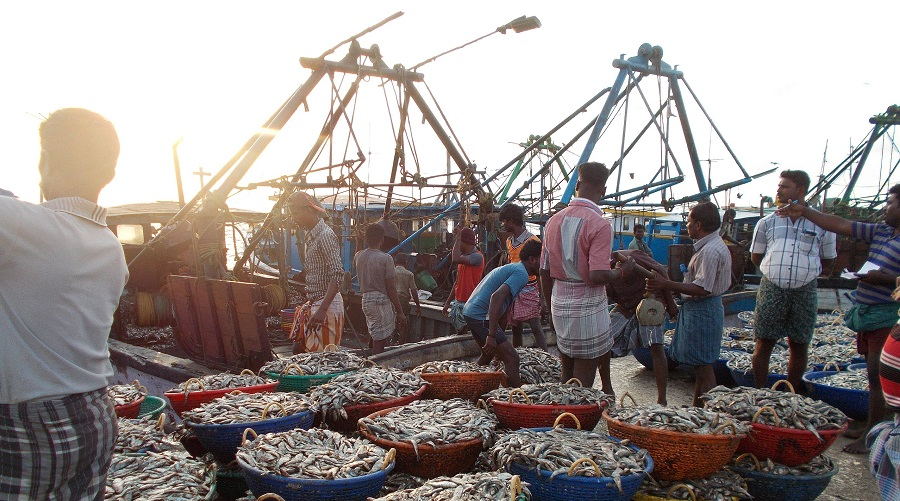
top-left (115, 224), bottom-right (145, 245)
top-left (623, 218), bottom-right (630, 231)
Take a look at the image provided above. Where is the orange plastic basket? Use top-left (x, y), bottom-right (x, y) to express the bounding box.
top-left (489, 387), bottom-right (607, 431)
top-left (114, 395), bottom-right (146, 419)
top-left (421, 371), bottom-right (504, 401)
top-left (321, 385), bottom-right (427, 433)
top-left (358, 406), bottom-right (484, 478)
top-left (735, 408), bottom-right (847, 466)
top-left (603, 410), bottom-right (744, 481)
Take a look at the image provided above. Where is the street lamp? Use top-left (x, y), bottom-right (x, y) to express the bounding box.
top-left (410, 15), bottom-right (541, 70)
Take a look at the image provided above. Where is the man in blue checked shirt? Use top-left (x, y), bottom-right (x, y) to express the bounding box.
top-left (750, 170), bottom-right (837, 395)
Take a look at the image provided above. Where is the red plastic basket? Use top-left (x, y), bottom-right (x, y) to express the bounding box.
top-left (321, 385), bottom-right (427, 433)
top-left (736, 421), bottom-right (847, 467)
top-left (164, 379), bottom-right (279, 417)
top-left (490, 389), bottom-right (607, 431)
top-left (421, 371), bottom-right (504, 401)
top-left (114, 395), bottom-right (146, 419)
top-left (358, 406), bottom-right (484, 478)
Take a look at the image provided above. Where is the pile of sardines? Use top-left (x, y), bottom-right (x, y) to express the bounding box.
top-left (377, 472), bottom-right (531, 500)
top-left (412, 360), bottom-right (497, 373)
top-left (105, 451), bottom-right (213, 500)
top-left (115, 415), bottom-right (180, 454)
top-left (236, 428), bottom-right (391, 479)
top-left (608, 404), bottom-right (749, 435)
top-left (167, 371), bottom-right (274, 392)
top-left (260, 350), bottom-right (369, 375)
top-left (732, 454), bottom-right (836, 476)
top-left (359, 398), bottom-right (498, 452)
top-left (817, 368), bottom-right (869, 390)
top-left (482, 382), bottom-right (614, 409)
top-left (704, 385), bottom-right (847, 436)
top-left (181, 391), bottom-right (316, 425)
top-left (310, 367), bottom-right (426, 421)
top-left (637, 469), bottom-right (752, 500)
top-left (491, 348), bottom-right (561, 384)
top-left (108, 382), bottom-right (145, 406)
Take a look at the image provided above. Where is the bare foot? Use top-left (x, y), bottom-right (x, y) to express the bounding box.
top-left (843, 426), bottom-right (866, 440)
top-left (842, 436), bottom-right (869, 454)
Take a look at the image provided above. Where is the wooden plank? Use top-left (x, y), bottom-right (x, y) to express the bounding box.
top-left (209, 280), bottom-right (242, 365)
top-left (230, 282), bottom-right (272, 367)
top-left (167, 276), bottom-right (204, 359)
top-left (192, 278), bottom-right (226, 365)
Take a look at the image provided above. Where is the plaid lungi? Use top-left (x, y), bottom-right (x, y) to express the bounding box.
top-left (362, 291), bottom-right (396, 341)
top-left (509, 280), bottom-right (541, 324)
top-left (1, 388), bottom-right (117, 500)
top-left (448, 300), bottom-right (467, 331)
top-left (290, 294), bottom-right (345, 352)
top-left (551, 281), bottom-right (611, 358)
top-left (868, 415), bottom-right (900, 501)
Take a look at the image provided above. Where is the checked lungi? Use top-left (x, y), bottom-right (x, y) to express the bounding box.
top-left (1, 388), bottom-right (117, 500)
top-left (551, 280), bottom-right (611, 359)
top-left (290, 294), bottom-right (345, 352)
top-left (671, 294), bottom-right (723, 366)
top-left (868, 415), bottom-right (900, 501)
top-left (361, 291), bottom-right (396, 341)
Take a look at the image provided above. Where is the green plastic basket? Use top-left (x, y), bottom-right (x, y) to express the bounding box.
top-left (137, 396), bottom-right (167, 419)
top-left (265, 370), bottom-right (356, 393)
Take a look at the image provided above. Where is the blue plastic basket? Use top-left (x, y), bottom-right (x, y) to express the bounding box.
top-left (237, 455), bottom-right (394, 501)
top-left (727, 361), bottom-right (785, 388)
top-left (187, 409), bottom-right (314, 463)
top-left (802, 371), bottom-right (868, 421)
top-left (505, 439), bottom-right (652, 501)
top-left (714, 349), bottom-right (740, 387)
top-left (632, 346), bottom-right (679, 371)
top-left (810, 361), bottom-right (850, 371)
top-left (848, 362), bottom-right (867, 371)
top-left (731, 463), bottom-right (838, 501)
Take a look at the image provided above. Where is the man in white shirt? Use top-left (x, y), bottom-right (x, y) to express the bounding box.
top-left (0, 109), bottom-right (128, 500)
top-left (750, 170), bottom-right (836, 393)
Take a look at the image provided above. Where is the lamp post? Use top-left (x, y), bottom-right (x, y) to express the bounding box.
top-left (410, 15), bottom-right (541, 70)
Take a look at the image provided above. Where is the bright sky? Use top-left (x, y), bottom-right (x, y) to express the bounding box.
top-left (2, 1), bottom-right (898, 214)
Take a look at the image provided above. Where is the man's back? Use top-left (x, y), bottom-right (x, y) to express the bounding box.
top-left (0, 197), bottom-right (127, 404)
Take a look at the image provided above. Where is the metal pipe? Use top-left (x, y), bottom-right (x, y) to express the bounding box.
top-left (385, 91), bottom-right (412, 217)
top-left (669, 77), bottom-right (706, 193)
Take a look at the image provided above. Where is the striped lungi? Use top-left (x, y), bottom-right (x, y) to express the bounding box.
top-left (0, 388), bottom-right (117, 500)
top-left (551, 281), bottom-right (611, 359)
top-left (362, 291), bottom-right (396, 341)
top-left (671, 294), bottom-right (723, 366)
top-left (509, 280), bottom-right (541, 324)
top-left (867, 415), bottom-right (900, 501)
top-left (290, 294), bottom-right (345, 352)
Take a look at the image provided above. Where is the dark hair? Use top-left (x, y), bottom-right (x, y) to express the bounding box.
top-left (519, 239), bottom-right (542, 262)
top-left (577, 162), bottom-right (610, 188)
top-left (690, 202), bottom-right (721, 232)
top-left (889, 184), bottom-right (900, 199)
top-left (393, 252), bottom-right (407, 265)
top-left (40, 108), bottom-right (119, 183)
top-left (780, 170), bottom-right (811, 193)
top-left (366, 223), bottom-right (385, 246)
top-left (498, 204), bottom-right (525, 226)
top-left (634, 223), bottom-right (645, 231)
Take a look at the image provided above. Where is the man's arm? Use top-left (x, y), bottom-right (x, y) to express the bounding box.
top-left (484, 284), bottom-right (512, 355)
top-left (750, 253), bottom-right (765, 269)
top-left (778, 203), bottom-right (854, 236)
top-left (311, 278), bottom-right (340, 325)
top-left (385, 276), bottom-right (407, 329)
top-left (410, 278), bottom-right (421, 315)
top-left (587, 257), bottom-right (636, 286)
top-left (646, 272), bottom-right (710, 298)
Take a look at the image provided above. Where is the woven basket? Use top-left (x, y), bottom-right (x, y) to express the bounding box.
top-left (137, 396), bottom-right (167, 420)
top-left (114, 395), bottom-right (146, 419)
top-left (731, 454), bottom-right (838, 501)
top-left (322, 385), bottom-right (427, 433)
top-left (803, 370), bottom-right (869, 421)
top-left (358, 407), bottom-right (484, 478)
top-left (603, 410), bottom-right (744, 481)
top-left (187, 403), bottom-right (315, 463)
top-left (237, 452), bottom-right (395, 501)
top-left (735, 405), bottom-right (847, 466)
top-left (490, 388), bottom-right (607, 431)
top-left (165, 378), bottom-right (279, 417)
top-left (421, 371), bottom-right (504, 401)
top-left (265, 369), bottom-right (356, 393)
top-left (506, 445), bottom-right (652, 501)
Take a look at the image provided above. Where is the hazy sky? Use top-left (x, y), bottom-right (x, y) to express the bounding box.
top-left (2, 1), bottom-right (897, 213)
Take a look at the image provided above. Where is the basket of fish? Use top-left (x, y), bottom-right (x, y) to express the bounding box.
top-left (725, 352), bottom-right (787, 388)
top-left (164, 369), bottom-right (279, 416)
top-left (115, 414), bottom-right (181, 454)
top-left (802, 368), bottom-right (869, 421)
top-left (807, 342), bottom-right (857, 371)
top-left (602, 395), bottom-right (748, 481)
top-left (633, 469), bottom-right (752, 500)
top-left (311, 367), bottom-right (428, 433)
top-left (484, 379), bottom-right (615, 431)
top-left (106, 450), bottom-right (215, 500)
top-left (182, 391), bottom-right (317, 463)
top-left (358, 398), bottom-right (497, 478)
top-left (235, 427), bottom-right (395, 501)
top-left (413, 360), bottom-right (504, 401)
top-left (261, 348), bottom-right (370, 393)
top-left (704, 382), bottom-right (848, 466)
top-left (109, 380), bottom-right (148, 419)
top-left (729, 453), bottom-right (838, 501)
top-left (490, 427), bottom-right (652, 501)
top-left (376, 471), bottom-right (531, 500)
top-left (490, 347), bottom-right (562, 384)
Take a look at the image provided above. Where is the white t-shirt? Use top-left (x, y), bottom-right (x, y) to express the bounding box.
top-left (0, 197), bottom-right (128, 403)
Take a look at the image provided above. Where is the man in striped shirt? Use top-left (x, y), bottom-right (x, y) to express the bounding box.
top-left (778, 184), bottom-right (900, 453)
top-left (750, 171), bottom-right (837, 393)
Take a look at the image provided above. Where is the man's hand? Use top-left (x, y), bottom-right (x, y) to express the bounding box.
top-left (397, 313), bottom-right (408, 330)
top-left (482, 335), bottom-right (498, 357)
top-left (857, 269), bottom-right (894, 286)
top-left (441, 305), bottom-right (450, 317)
top-left (774, 200), bottom-right (804, 218)
top-left (416, 305), bottom-right (422, 316)
top-left (646, 271), bottom-right (667, 291)
top-left (616, 256), bottom-right (636, 276)
top-left (667, 305), bottom-right (679, 318)
top-left (308, 307), bottom-right (326, 328)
